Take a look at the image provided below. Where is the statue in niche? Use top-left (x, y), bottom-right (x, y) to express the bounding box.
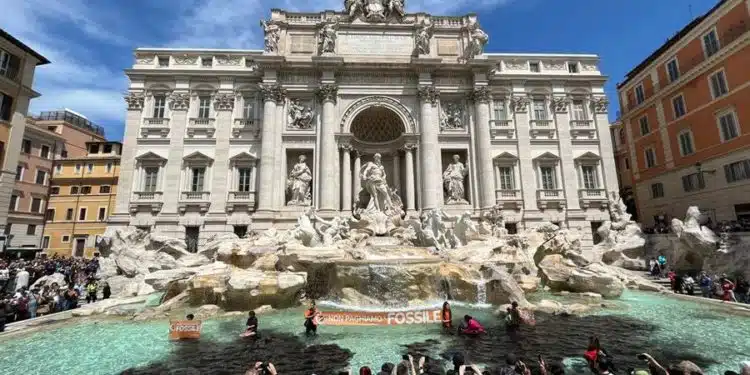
top-left (359, 153), bottom-right (396, 214)
top-left (260, 19), bottom-right (281, 53)
top-left (288, 99), bottom-right (315, 129)
top-left (439, 102), bottom-right (464, 130)
top-left (318, 17), bottom-right (339, 55)
top-left (415, 18), bottom-right (434, 55)
top-left (465, 19), bottom-right (489, 59)
top-left (286, 155), bottom-right (313, 206)
top-left (443, 154), bottom-right (469, 204)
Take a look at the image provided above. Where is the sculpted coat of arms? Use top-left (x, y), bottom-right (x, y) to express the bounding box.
top-left (345, 0), bottom-right (405, 22)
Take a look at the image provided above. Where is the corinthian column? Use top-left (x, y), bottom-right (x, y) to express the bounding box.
top-left (417, 85), bottom-right (442, 210)
top-left (257, 84), bottom-right (280, 212)
top-left (340, 143), bottom-right (353, 212)
top-left (472, 86), bottom-right (496, 210)
top-left (316, 84), bottom-right (339, 213)
top-left (403, 143), bottom-right (417, 212)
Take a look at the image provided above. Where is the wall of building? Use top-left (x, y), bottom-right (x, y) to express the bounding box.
top-left (615, 0), bottom-right (750, 226)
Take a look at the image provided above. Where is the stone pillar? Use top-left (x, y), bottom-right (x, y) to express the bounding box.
top-left (208, 92), bottom-right (234, 214)
top-left (160, 92), bottom-right (190, 216)
top-left (404, 144), bottom-right (417, 212)
top-left (471, 86), bottom-right (496, 210)
top-left (512, 95), bottom-right (537, 212)
top-left (417, 85), bottom-right (441, 210)
top-left (341, 144), bottom-right (352, 212)
top-left (316, 84), bottom-right (339, 213)
top-left (257, 84), bottom-right (280, 212)
top-left (112, 92), bottom-right (146, 219)
top-left (353, 151), bottom-right (362, 198)
top-left (552, 94), bottom-right (581, 211)
top-left (392, 153), bottom-right (401, 191)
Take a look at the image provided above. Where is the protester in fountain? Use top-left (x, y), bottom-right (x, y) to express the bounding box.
top-left (244, 311), bottom-right (258, 337)
top-left (441, 301), bottom-right (453, 330)
top-left (584, 336), bottom-right (612, 374)
top-left (304, 301), bottom-right (320, 336)
top-left (102, 281), bottom-right (111, 300)
top-left (505, 301), bottom-right (523, 329)
top-left (186, 314), bottom-right (195, 320)
top-left (720, 275), bottom-right (737, 302)
top-left (457, 315), bottom-right (484, 335)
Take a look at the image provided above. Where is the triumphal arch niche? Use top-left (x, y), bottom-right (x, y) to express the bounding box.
top-left (253, 0), bottom-right (492, 224)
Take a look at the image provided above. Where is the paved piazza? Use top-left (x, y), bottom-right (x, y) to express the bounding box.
top-left (109, 1), bottom-right (617, 249)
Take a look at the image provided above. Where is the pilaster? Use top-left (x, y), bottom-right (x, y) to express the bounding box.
top-left (592, 95), bottom-right (619, 196)
top-left (470, 84), bottom-right (495, 210)
top-left (417, 83), bottom-right (442, 210)
top-left (552, 93), bottom-right (581, 211)
top-left (207, 90), bottom-right (235, 216)
top-left (159, 91), bottom-right (189, 217)
top-left (316, 83), bottom-right (340, 213)
top-left (256, 83), bottom-right (282, 213)
top-left (511, 91), bottom-right (537, 212)
top-left (112, 92), bottom-right (145, 222)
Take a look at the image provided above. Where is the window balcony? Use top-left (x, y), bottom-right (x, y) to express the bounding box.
top-left (536, 189), bottom-right (566, 209)
top-left (140, 118), bottom-right (170, 138)
top-left (232, 118), bottom-right (261, 139)
top-left (529, 120), bottom-right (556, 139)
top-left (489, 120), bottom-right (515, 139)
top-left (569, 119), bottom-right (597, 140)
top-left (129, 191), bottom-right (164, 213)
top-left (187, 118), bottom-right (216, 138)
top-left (179, 191), bottom-right (211, 213)
top-left (578, 188), bottom-right (608, 208)
top-left (226, 190), bottom-right (257, 212)
top-left (495, 189), bottom-right (523, 208)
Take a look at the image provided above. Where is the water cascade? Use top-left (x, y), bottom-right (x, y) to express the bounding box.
top-left (476, 278), bottom-right (487, 305)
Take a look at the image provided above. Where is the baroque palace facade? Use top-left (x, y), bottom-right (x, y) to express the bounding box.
top-left (110, 2), bottom-right (618, 248)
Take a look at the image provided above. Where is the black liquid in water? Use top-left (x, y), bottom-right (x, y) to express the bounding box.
top-left (122, 313), bottom-right (718, 375)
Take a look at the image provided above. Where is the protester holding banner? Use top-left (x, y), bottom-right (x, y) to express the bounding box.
top-left (441, 301), bottom-right (453, 330)
top-left (304, 302), bottom-right (320, 335)
top-left (458, 315), bottom-right (485, 335)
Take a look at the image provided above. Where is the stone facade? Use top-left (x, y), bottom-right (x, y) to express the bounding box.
top-left (110, 4), bottom-right (618, 249)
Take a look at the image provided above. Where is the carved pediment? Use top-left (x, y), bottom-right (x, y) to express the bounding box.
top-left (182, 151), bottom-right (214, 164)
top-left (574, 151), bottom-right (601, 163)
top-left (135, 151), bottom-right (167, 162)
top-left (533, 152), bottom-right (560, 162)
top-left (229, 152), bottom-right (258, 163)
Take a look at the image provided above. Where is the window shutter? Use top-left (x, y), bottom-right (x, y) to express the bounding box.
top-left (724, 164), bottom-right (732, 183)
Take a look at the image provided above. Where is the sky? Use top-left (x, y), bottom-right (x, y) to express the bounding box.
top-left (1, 0), bottom-right (720, 141)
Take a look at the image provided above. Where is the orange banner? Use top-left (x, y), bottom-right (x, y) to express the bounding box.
top-left (318, 310), bottom-right (443, 326)
top-left (169, 320), bottom-right (202, 340)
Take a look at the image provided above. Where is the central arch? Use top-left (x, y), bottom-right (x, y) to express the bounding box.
top-left (350, 106), bottom-right (405, 143)
top-left (340, 95), bottom-right (417, 137)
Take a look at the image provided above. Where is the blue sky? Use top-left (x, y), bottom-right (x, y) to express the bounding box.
top-left (2, 0), bottom-right (719, 141)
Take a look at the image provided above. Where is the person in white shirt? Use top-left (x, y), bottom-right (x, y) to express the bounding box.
top-left (15, 268), bottom-right (30, 290)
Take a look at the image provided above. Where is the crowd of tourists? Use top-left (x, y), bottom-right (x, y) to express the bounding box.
top-left (647, 256), bottom-right (749, 303)
top-left (241, 337), bottom-right (750, 375)
top-left (642, 219), bottom-right (750, 234)
top-left (0, 254), bottom-right (109, 331)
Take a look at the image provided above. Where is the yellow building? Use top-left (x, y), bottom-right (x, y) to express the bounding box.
top-left (43, 141), bottom-right (121, 257)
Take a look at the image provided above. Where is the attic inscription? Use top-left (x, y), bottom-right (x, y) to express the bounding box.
top-left (338, 33), bottom-right (413, 55)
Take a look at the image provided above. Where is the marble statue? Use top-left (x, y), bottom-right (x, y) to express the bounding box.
top-left (260, 19), bottom-right (281, 53)
top-left (415, 18), bottom-right (434, 55)
top-left (311, 211), bottom-right (351, 246)
top-left (345, 0), bottom-right (363, 17)
top-left (288, 99), bottom-right (315, 129)
top-left (360, 153), bottom-right (396, 214)
top-left (318, 17), bottom-right (339, 55)
top-left (387, 0), bottom-right (405, 17)
top-left (439, 102), bottom-right (464, 130)
top-left (443, 154), bottom-right (469, 204)
top-left (286, 155), bottom-right (313, 205)
top-left (465, 20), bottom-right (488, 59)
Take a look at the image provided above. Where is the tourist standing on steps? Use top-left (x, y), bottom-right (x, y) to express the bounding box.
top-left (699, 272), bottom-right (712, 298)
top-left (721, 275), bottom-right (737, 302)
top-left (734, 276), bottom-right (749, 303)
top-left (657, 255), bottom-right (667, 276)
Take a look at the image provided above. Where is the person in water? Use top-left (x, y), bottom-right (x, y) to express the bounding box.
top-left (441, 301), bottom-right (453, 330)
top-left (458, 315), bottom-right (485, 335)
top-left (505, 301), bottom-right (522, 328)
top-left (186, 314), bottom-right (195, 321)
top-left (585, 336), bottom-right (614, 374)
top-left (304, 301), bottom-right (320, 336)
top-left (245, 311), bottom-right (258, 336)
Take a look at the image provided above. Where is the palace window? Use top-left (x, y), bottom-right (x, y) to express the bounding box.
top-left (717, 110), bottom-right (739, 142)
top-left (40, 145), bottom-right (50, 159)
top-left (135, 152), bottom-right (167, 193)
top-left (152, 95), bottom-right (166, 118)
top-left (190, 167), bottom-right (206, 192)
top-left (639, 116), bottom-right (650, 135)
top-left (703, 29), bottom-right (720, 57)
top-left (493, 100), bottom-right (506, 121)
top-left (532, 99), bottom-right (547, 120)
top-left (724, 159), bottom-right (750, 183)
top-left (243, 97), bottom-right (255, 119)
top-left (529, 62), bottom-right (540, 72)
top-left (143, 167), bottom-right (159, 192)
top-left (31, 198), bottom-right (42, 213)
top-left (21, 139), bottom-right (31, 154)
top-left (635, 84), bottom-right (645, 105)
top-left (644, 148), bottom-right (657, 168)
top-left (198, 96), bottom-right (211, 119)
top-left (682, 173), bottom-right (705, 192)
top-left (678, 130), bottom-right (695, 156)
top-left (666, 59), bottom-right (680, 83)
top-left (651, 183), bottom-right (664, 198)
top-left (572, 100), bottom-right (587, 120)
top-left (498, 167), bottom-right (515, 190)
top-left (672, 95), bottom-right (686, 118)
top-left (581, 166), bottom-right (598, 189)
top-left (540, 167), bottom-right (556, 190)
top-left (709, 70), bottom-right (729, 99)
top-left (238, 168), bottom-right (252, 192)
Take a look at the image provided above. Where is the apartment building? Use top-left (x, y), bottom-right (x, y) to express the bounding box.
top-left (5, 120), bottom-right (64, 255)
top-left (0, 28), bottom-right (50, 247)
top-left (44, 141), bottom-right (121, 257)
top-left (616, 0), bottom-right (750, 227)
